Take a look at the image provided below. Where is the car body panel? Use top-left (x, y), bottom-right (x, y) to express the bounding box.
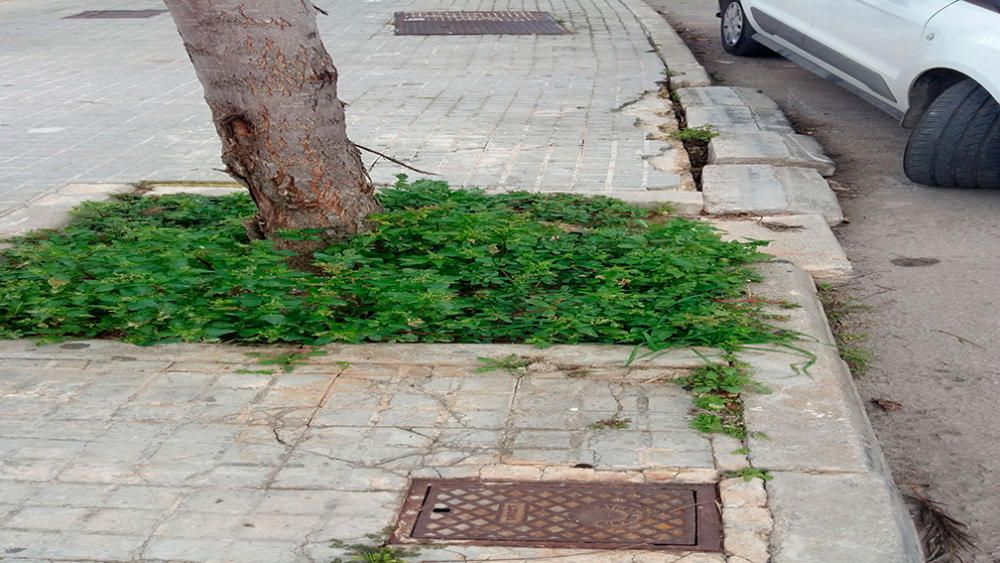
top-left (732, 0), bottom-right (1000, 120)
top-left (917, 1), bottom-right (1000, 104)
top-left (806, 0), bottom-right (954, 108)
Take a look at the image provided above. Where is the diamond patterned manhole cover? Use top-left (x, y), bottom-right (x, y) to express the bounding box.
top-left (392, 479), bottom-right (722, 551)
top-left (65, 10), bottom-right (168, 20)
top-left (394, 11), bottom-right (570, 36)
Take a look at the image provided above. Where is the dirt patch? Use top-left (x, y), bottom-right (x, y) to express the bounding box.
top-left (891, 257), bottom-right (941, 268)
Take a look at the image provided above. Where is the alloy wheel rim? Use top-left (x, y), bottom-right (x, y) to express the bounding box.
top-left (723, 3), bottom-right (744, 46)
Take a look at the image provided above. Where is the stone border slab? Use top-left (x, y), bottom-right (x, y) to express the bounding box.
top-left (619, 0), bottom-right (711, 88)
top-left (678, 86), bottom-right (794, 135)
top-left (701, 165), bottom-right (844, 225)
top-left (142, 183), bottom-right (707, 216)
top-left (767, 472), bottom-right (924, 563)
top-left (739, 261), bottom-right (923, 562)
top-left (709, 132), bottom-right (836, 176)
top-left (0, 183), bottom-right (131, 239)
top-left (741, 262), bottom-right (881, 475)
top-left (709, 214), bottom-right (852, 281)
top-left (0, 339), bottom-right (723, 371)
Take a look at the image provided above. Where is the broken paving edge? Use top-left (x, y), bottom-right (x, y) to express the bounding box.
top-left (621, 0), bottom-right (712, 88)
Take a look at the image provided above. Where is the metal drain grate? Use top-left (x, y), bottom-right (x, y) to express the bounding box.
top-left (392, 479), bottom-right (722, 551)
top-left (65, 10), bottom-right (168, 19)
top-left (394, 11), bottom-right (569, 36)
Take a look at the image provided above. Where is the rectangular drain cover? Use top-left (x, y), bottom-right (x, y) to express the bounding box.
top-left (65, 10), bottom-right (168, 19)
top-left (394, 11), bottom-right (569, 36)
top-left (393, 479), bottom-right (722, 551)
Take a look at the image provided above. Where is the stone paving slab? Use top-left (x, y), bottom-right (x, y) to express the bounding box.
top-left (678, 87), bottom-right (794, 135)
top-left (701, 165), bottom-right (845, 225)
top-left (0, 341), bottom-right (741, 562)
top-left (709, 214), bottom-right (852, 281)
top-left (0, 0), bottom-right (700, 216)
top-left (708, 132), bottom-right (836, 176)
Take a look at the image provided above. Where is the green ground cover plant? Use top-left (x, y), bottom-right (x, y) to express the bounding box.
top-left (0, 178), bottom-right (785, 350)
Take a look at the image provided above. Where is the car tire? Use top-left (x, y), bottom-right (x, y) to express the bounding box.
top-left (720, 0), bottom-right (770, 57)
top-left (904, 79), bottom-right (1000, 189)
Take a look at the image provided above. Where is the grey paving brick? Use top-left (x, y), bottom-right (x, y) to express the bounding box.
top-left (82, 507), bottom-right (165, 536)
top-left (141, 537), bottom-right (229, 562)
top-left (5, 506), bottom-right (90, 531)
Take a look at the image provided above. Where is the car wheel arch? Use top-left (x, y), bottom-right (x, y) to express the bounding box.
top-left (904, 68), bottom-right (976, 128)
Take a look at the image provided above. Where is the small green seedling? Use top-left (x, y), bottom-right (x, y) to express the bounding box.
top-left (724, 467), bottom-right (774, 482)
top-left (246, 349), bottom-right (326, 373)
top-left (476, 354), bottom-right (533, 375)
top-left (330, 534), bottom-right (418, 563)
top-left (671, 125), bottom-right (720, 144)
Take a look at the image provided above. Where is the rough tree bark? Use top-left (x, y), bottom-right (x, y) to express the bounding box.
top-left (164, 0), bottom-right (381, 251)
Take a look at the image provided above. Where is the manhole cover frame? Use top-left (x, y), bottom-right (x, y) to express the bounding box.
top-left (394, 11), bottom-right (570, 36)
top-left (391, 479), bottom-right (723, 552)
top-left (64, 10), bottom-right (169, 20)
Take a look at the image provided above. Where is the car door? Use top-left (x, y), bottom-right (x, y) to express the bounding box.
top-left (743, 0), bottom-right (815, 57)
top-left (807, 0), bottom-right (957, 110)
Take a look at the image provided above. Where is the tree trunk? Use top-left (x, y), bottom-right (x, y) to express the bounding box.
top-left (164, 0), bottom-right (381, 251)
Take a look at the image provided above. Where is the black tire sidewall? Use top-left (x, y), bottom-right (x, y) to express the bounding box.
top-left (904, 79), bottom-right (1000, 189)
top-left (720, 0), bottom-right (765, 57)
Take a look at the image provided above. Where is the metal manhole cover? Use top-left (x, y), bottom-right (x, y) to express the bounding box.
top-left (65, 10), bottom-right (168, 19)
top-left (394, 11), bottom-right (569, 36)
top-left (392, 479), bottom-right (722, 551)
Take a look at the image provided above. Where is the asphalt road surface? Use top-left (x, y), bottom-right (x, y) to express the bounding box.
top-left (649, 1), bottom-right (1000, 561)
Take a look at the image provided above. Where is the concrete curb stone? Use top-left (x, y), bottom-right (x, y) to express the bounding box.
top-left (0, 338), bottom-right (723, 370)
top-left (709, 132), bottom-right (837, 176)
top-left (767, 472), bottom-right (925, 563)
top-left (619, 0), bottom-right (712, 88)
top-left (739, 261), bottom-right (923, 562)
top-left (709, 214), bottom-right (852, 281)
top-left (701, 165), bottom-right (845, 225)
top-left (678, 86), bottom-right (795, 135)
top-left (740, 262), bottom-right (885, 476)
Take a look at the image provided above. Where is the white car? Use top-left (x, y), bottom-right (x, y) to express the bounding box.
top-left (717, 0), bottom-right (1000, 189)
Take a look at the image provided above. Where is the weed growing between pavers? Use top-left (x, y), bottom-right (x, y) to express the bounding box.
top-left (724, 467), bottom-right (774, 482)
top-left (331, 537), bottom-right (417, 563)
top-left (679, 355), bottom-right (774, 481)
top-left (245, 348), bottom-right (327, 372)
top-left (671, 124), bottom-right (720, 144)
top-left (677, 358), bottom-right (766, 440)
top-left (0, 178), bottom-right (788, 351)
top-left (817, 282), bottom-right (872, 377)
top-left (475, 354), bottom-right (534, 375)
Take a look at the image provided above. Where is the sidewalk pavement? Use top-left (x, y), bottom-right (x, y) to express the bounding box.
top-left (0, 0), bottom-right (693, 216)
top-left (0, 342), bottom-right (736, 562)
